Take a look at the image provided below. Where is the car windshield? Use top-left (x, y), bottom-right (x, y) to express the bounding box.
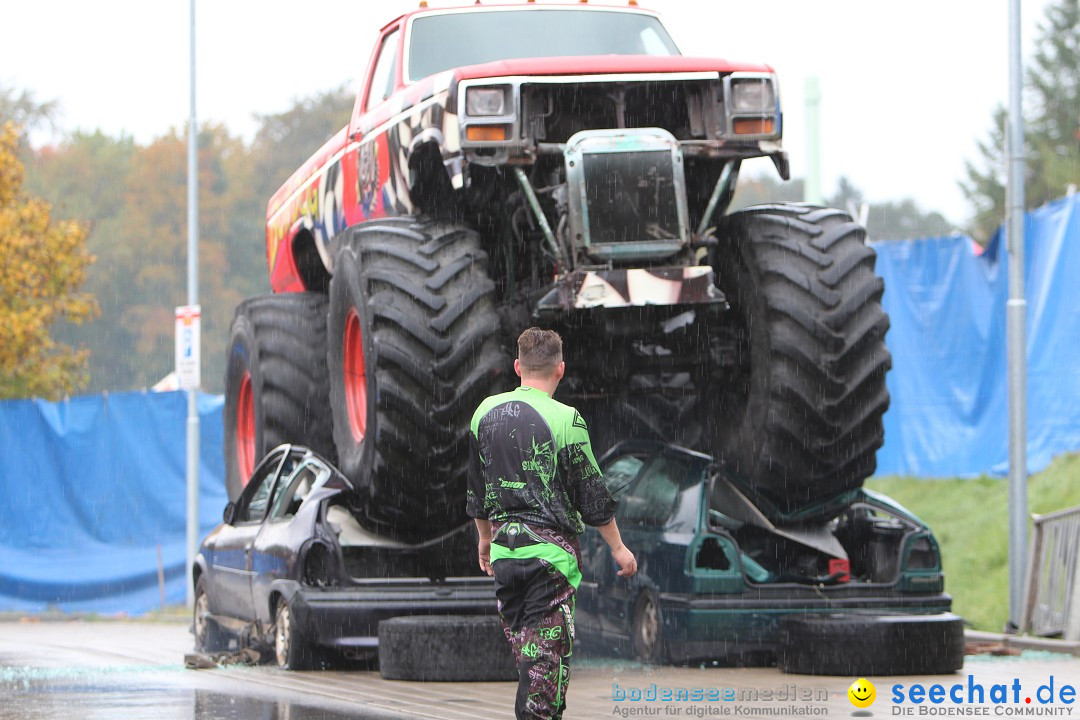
top-left (610, 453), bottom-right (704, 533)
top-left (406, 9), bottom-right (680, 81)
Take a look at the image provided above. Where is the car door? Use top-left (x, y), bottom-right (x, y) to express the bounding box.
top-left (578, 450), bottom-right (650, 635)
top-left (598, 451), bottom-right (701, 637)
top-left (249, 456), bottom-right (329, 625)
top-left (209, 448), bottom-right (288, 621)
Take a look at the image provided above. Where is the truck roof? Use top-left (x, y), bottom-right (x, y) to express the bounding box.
top-left (380, 1), bottom-right (661, 33)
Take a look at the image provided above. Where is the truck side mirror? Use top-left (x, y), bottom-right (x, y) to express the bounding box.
top-left (223, 502), bottom-right (237, 525)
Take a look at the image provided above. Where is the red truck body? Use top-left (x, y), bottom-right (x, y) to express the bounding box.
top-left (264, 4), bottom-right (776, 294)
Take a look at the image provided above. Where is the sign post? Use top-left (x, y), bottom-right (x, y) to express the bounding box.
top-left (175, 306), bottom-right (201, 390)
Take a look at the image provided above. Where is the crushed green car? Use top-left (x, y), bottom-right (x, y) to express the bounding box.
top-left (576, 440), bottom-right (964, 675)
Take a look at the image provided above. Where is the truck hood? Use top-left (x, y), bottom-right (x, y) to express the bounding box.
top-left (451, 55), bottom-right (774, 82)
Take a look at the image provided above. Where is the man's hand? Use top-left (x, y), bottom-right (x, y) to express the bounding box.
top-left (611, 544), bottom-right (637, 577)
top-left (477, 536), bottom-right (494, 576)
top-left (596, 517), bottom-right (636, 577)
top-left (474, 517), bottom-right (495, 576)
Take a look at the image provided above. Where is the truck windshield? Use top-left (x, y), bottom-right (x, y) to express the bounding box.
top-left (407, 9), bottom-right (680, 82)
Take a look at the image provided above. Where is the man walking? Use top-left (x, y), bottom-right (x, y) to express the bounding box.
top-left (467, 327), bottom-right (637, 720)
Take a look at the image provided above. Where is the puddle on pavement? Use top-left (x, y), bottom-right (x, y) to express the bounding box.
top-left (0, 667), bottom-right (369, 720)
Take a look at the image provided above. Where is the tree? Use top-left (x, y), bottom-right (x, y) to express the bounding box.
top-left (826, 177), bottom-right (954, 241)
top-left (963, 0), bottom-right (1080, 242)
top-left (0, 87), bottom-right (57, 151)
top-left (17, 87), bottom-right (356, 394)
top-left (98, 124), bottom-right (251, 392)
top-left (250, 85), bottom-right (355, 201)
top-left (0, 123), bottom-right (98, 399)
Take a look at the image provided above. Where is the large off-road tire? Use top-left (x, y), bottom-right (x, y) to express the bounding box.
top-left (378, 615), bottom-right (517, 681)
top-left (777, 612), bottom-right (965, 676)
top-left (328, 217), bottom-right (505, 540)
top-left (223, 293), bottom-right (334, 500)
top-left (711, 204), bottom-right (891, 517)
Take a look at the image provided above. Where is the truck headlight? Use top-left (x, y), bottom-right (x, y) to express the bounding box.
top-left (730, 78), bottom-right (775, 113)
top-left (465, 86), bottom-right (509, 116)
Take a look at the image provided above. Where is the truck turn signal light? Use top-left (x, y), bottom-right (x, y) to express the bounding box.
top-left (733, 118), bottom-right (775, 135)
top-left (466, 125), bottom-right (509, 142)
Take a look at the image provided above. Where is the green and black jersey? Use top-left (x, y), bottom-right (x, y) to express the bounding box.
top-left (466, 386), bottom-right (616, 537)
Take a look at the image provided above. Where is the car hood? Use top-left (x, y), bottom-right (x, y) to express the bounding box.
top-left (711, 476), bottom-right (847, 559)
top-left (451, 55), bottom-right (774, 82)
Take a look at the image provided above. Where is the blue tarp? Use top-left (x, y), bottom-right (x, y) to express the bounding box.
top-left (1, 196), bottom-right (1079, 615)
top-left (874, 193), bottom-right (1080, 477)
top-left (0, 391), bottom-right (228, 614)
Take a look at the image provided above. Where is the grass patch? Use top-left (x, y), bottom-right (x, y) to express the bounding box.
top-left (867, 452), bottom-right (1080, 632)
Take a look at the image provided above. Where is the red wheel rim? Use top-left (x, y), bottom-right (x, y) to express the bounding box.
top-left (236, 371), bottom-right (255, 485)
top-left (344, 308), bottom-right (368, 442)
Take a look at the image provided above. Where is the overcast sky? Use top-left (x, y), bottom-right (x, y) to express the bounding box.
top-left (0, 0), bottom-right (1055, 225)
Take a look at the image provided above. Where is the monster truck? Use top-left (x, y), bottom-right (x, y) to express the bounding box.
top-left (224, 2), bottom-right (891, 543)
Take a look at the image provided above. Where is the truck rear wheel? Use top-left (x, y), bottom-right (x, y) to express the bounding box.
top-left (711, 204), bottom-right (891, 516)
top-left (327, 217), bottom-right (504, 539)
top-left (223, 294), bottom-right (334, 499)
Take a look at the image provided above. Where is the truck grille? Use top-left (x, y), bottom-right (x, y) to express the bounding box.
top-left (582, 150), bottom-right (681, 245)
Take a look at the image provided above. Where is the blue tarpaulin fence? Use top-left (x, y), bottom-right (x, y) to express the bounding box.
top-left (1, 195), bottom-right (1079, 614)
top-left (0, 391), bottom-right (228, 614)
top-left (874, 193), bottom-right (1080, 477)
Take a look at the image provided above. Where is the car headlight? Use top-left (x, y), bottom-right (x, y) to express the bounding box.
top-left (466, 86), bottom-right (509, 116)
top-left (730, 78), bottom-right (775, 113)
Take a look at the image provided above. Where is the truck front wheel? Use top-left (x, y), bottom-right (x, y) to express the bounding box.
top-left (223, 294), bottom-right (335, 499)
top-left (711, 204), bottom-right (891, 516)
top-left (327, 217), bottom-right (505, 539)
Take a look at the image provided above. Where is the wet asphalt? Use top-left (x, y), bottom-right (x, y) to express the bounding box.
top-left (3, 619), bottom-right (1080, 719)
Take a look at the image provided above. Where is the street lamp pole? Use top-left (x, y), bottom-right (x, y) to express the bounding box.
top-left (185, 0), bottom-right (201, 610)
top-left (1006, 0), bottom-right (1028, 632)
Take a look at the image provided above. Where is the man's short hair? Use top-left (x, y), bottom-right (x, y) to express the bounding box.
top-left (517, 327), bottom-right (563, 376)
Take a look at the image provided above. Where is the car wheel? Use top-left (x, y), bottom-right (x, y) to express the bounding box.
top-left (273, 596), bottom-right (319, 670)
top-left (378, 615), bottom-right (517, 681)
top-left (777, 612), bottom-right (964, 675)
top-left (192, 577), bottom-right (229, 652)
top-left (631, 591), bottom-right (667, 664)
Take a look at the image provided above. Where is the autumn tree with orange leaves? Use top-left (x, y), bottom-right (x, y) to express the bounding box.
top-left (0, 122), bottom-right (98, 399)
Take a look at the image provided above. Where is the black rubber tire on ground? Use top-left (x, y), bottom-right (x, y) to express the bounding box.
top-left (711, 204), bottom-right (891, 517)
top-left (327, 217), bottom-right (505, 540)
top-left (631, 590), bottom-right (668, 665)
top-left (378, 615), bottom-right (518, 681)
top-left (192, 577), bottom-right (230, 652)
top-left (223, 293), bottom-right (334, 500)
top-left (273, 595), bottom-right (321, 670)
top-left (777, 612), bottom-right (965, 676)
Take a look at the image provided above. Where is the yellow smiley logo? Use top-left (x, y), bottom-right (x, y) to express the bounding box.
top-left (848, 678), bottom-right (876, 708)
